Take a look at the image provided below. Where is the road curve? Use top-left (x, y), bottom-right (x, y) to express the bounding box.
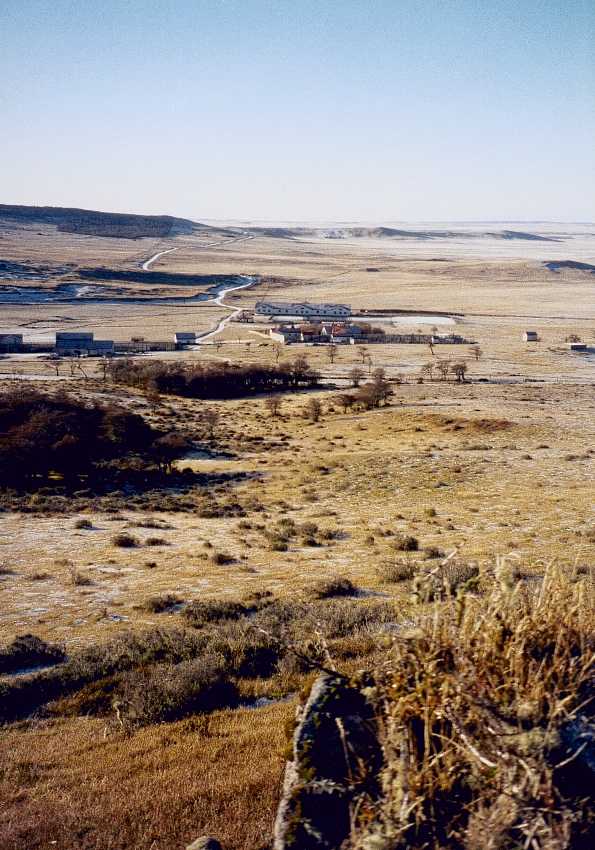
top-left (142, 247), bottom-right (178, 270)
top-left (197, 276), bottom-right (259, 344)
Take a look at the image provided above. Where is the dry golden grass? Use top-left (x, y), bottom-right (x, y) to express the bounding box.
top-left (0, 701), bottom-right (293, 850)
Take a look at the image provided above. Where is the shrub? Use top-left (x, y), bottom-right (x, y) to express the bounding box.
top-left (308, 576), bottom-right (357, 599)
top-left (184, 599), bottom-right (251, 626)
top-left (112, 532), bottom-right (139, 548)
top-left (210, 551), bottom-right (235, 565)
top-left (0, 627), bottom-right (208, 723)
top-left (0, 634), bottom-right (66, 675)
top-left (74, 518), bottom-right (93, 529)
top-left (144, 594), bottom-right (183, 613)
top-left (69, 568), bottom-right (93, 587)
top-left (115, 655), bottom-right (237, 726)
top-left (145, 536), bottom-right (168, 546)
top-left (392, 533), bottom-right (419, 552)
top-left (412, 562), bottom-right (479, 602)
top-left (376, 561), bottom-right (415, 583)
top-left (424, 546), bottom-right (444, 560)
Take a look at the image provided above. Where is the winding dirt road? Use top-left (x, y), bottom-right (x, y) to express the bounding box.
top-left (141, 247), bottom-right (178, 270)
top-left (197, 276), bottom-right (259, 344)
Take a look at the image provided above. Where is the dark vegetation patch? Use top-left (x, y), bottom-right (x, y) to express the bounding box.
top-left (108, 356), bottom-right (319, 400)
top-left (308, 576), bottom-right (357, 599)
top-left (0, 596), bottom-right (396, 725)
top-left (79, 268), bottom-right (243, 287)
top-left (0, 634), bottom-right (66, 676)
top-left (0, 388), bottom-right (189, 492)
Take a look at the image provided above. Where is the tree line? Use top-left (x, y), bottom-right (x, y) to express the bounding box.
top-left (107, 357), bottom-right (320, 399)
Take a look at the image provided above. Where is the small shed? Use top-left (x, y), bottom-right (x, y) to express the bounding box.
top-left (175, 332), bottom-right (197, 345)
top-left (0, 333), bottom-right (24, 352)
top-left (568, 342), bottom-right (587, 352)
top-left (523, 331), bottom-right (539, 342)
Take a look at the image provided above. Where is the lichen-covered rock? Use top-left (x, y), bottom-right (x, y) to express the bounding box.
top-left (274, 672), bottom-right (382, 850)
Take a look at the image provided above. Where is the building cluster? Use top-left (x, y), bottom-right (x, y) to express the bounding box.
top-left (0, 330), bottom-right (196, 356)
top-left (269, 322), bottom-right (468, 346)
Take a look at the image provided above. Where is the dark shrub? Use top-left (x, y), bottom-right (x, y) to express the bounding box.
top-left (74, 518), bottom-right (93, 529)
top-left (184, 599), bottom-right (251, 626)
top-left (116, 655), bottom-right (237, 726)
top-left (112, 532), bottom-right (139, 548)
top-left (392, 534), bottom-right (419, 552)
top-left (308, 576), bottom-right (357, 599)
top-left (0, 634), bottom-right (66, 675)
top-left (144, 594), bottom-right (183, 613)
top-left (376, 561), bottom-right (415, 583)
top-left (145, 536), bottom-right (168, 546)
top-left (0, 627), bottom-right (207, 723)
top-left (211, 551), bottom-right (235, 565)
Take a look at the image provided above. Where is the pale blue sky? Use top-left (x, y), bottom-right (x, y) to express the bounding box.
top-left (1, 1), bottom-right (594, 221)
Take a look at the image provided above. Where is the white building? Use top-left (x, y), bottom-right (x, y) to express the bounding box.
top-left (255, 301), bottom-right (351, 318)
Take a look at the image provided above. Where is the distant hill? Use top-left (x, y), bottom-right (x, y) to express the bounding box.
top-left (0, 204), bottom-right (199, 239)
top-left (242, 224), bottom-right (561, 242)
top-left (545, 260), bottom-right (595, 273)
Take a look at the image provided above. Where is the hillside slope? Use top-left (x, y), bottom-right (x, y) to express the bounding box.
top-left (0, 204), bottom-right (200, 239)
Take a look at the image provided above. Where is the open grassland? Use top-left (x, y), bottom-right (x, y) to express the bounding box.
top-left (1, 376), bottom-right (593, 644)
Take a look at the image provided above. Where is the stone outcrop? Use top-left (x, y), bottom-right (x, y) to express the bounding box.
top-left (273, 672), bottom-right (382, 850)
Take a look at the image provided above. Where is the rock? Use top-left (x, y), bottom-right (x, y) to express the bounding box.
top-left (274, 672), bottom-right (382, 850)
top-left (186, 837), bottom-right (222, 850)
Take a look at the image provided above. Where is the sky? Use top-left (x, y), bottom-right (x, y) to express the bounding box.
top-left (1, 0), bottom-right (594, 222)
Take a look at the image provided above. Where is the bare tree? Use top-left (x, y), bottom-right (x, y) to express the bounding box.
top-left (451, 362), bottom-right (468, 383)
top-left (349, 366), bottom-right (365, 387)
top-left (203, 408), bottom-right (220, 439)
top-left (356, 345), bottom-right (369, 365)
top-left (99, 357), bottom-right (110, 380)
top-left (273, 342), bottom-right (282, 363)
top-left (334, 393), bottom-right (355, 413)
top-left (305, 397), bottom-right (322, 423)
top-left (470, 344), bottom-right (483, 361)
top-left (428, 339), bottom-right (435, 356)
top-left (437, 360), bottom-right (450, 381)
top-left (265, 396), bottom-right (282, 417)
top-left (420, 362), bottom-right (434, 381)
top-left (365, 354), bottom-right (374, 375)
top-left (215, 341), bottom-right (223, 353)
top-left (326, 343), bottom-right (337, 364)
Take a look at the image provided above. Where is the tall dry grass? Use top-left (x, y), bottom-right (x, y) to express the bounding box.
top-left (352, 564), bottom-right (594, 849)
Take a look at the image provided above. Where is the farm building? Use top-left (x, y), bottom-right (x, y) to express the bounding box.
top-left (255, 301), bottom-right (351, 318)
top-left (568, 342), bottom-right (587, 351)
top-left (0, 333), bottom-right (24, 352)
top-left (55, 332), bottom-right (114, 355)
top-left (174, 331), bottom-right (197, 345)
top-left (523, 331), bottom-right (539, 342)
